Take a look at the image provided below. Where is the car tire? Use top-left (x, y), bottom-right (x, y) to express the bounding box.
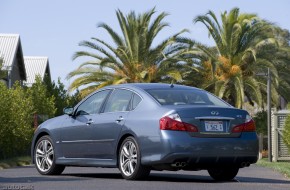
top-left (118, 137), bottom-right (150, 180)
top-left (207, 167), bottom-right (239, 181)
top-left (34, 135), bottom-right (65, 175)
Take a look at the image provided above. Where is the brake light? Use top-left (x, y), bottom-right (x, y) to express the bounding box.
top-left (232, 119), bottom-right (256, 133)
top-left (159, 114), bottom-right (198, 132)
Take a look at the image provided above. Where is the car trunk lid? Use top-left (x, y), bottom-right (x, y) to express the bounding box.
top-left (171, 106), bottom-right (250, 138)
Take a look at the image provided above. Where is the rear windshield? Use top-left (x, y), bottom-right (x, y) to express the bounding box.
top-left (146, 89), bottom-right (230, 107)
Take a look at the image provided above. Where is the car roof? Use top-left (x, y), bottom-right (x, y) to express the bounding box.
top-left (106, 83), bottom-right (201, 91)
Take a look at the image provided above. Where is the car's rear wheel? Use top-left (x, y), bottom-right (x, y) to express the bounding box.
top-left (118, 137), bottom-right (150, 180)
top-left (34, 135), bottom-right (65, 175)
top-left (208, 167), bottom-right (239, 181)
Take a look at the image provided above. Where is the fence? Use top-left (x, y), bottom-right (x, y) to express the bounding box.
top-left (272, 110), bottom-right (290, 161)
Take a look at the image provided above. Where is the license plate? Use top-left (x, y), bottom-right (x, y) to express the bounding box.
top-left (205, 121), bottom-right (223, 132)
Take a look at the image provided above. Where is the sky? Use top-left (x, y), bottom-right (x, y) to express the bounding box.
top-left (1, 0), bottom-right (290, 88)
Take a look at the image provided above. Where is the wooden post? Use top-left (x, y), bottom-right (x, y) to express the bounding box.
top-left (258, 133), bottom-right (263, 160)
top-left (34, 113), bottom-right (38, 129)
top-left (272, 112), bottom-right (278, 162)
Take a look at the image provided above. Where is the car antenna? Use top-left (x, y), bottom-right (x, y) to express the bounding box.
top-left (170, 83), bottom-right (174, 88)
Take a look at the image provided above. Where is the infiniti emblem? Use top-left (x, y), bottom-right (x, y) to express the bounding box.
top-left (211, 111), bottom-right (219, 115)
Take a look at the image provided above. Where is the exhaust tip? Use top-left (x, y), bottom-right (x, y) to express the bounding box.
top-left (171, 162), bottom-right (180, 167)
top-left (171, 162), bottom-right (187, 168)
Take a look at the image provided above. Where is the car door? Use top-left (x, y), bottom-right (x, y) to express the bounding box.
top-left (60, 89), bottom-right (111, 158)
top-left (88, 89), bottom-right (133, 159)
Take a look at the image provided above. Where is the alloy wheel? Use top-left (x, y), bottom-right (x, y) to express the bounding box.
top-left (120, 141), bottom-right (138, 176)
top-left (35, 139), bottom-right (54, 172)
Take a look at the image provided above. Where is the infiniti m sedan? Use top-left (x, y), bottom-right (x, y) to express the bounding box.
top-left (31, 83), bottom-right (258, 181)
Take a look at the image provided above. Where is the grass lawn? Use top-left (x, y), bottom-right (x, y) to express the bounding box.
top-left (0, 156), bottom-right (31, 170)
top-left (257, 158), bottom-right (290, 178)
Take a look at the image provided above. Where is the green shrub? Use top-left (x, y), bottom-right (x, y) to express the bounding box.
top-left (0, 82), bottom-right (34, 159)
top-left (27, 76), bottom-right (56, 118)
top-left (253, 110), bottom-right (267, 134)
top-left (44, 76), bottom-right (81, 116)
top-left (0, 78), bottom-right (59, 159)
top-left (283, 110), bottom-right (290, 150)
top-left (0, 77), bottom-right (78, 159)
top-left (0, 58), bottom-right (7, 79)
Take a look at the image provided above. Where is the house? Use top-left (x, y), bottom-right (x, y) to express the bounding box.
top-left (0, 34), bottom-right (51, 88)
top-left (0, 34), bottom-right (26, 87)
top-left (24, 56), bottom-right (51, 87)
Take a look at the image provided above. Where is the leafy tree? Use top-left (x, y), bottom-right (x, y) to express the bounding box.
top-left (185, 8), bottom-right (279, 108)
top-left (270, 27), bottom-right (290, 107)
top-left (0, 82), bottom-right (34, 159)
top-left (0, 75), bottom-right (64, 159)
top-left (44, 76), bottom-right (81, 116)
top-left (68, 8), bottom-right (187, 96)
top-left (0, 58), bottom-right (7, 80)
top-left (68, 89), bottom-right (82, 108)
top-left (273, 27), bottom-right (290, 47)
top-left (253, 110), bottom-right (267, 134)
top-left (26, 76), bottom-right (56, 119)
top-left (0, 74), bottom-right (81, 159)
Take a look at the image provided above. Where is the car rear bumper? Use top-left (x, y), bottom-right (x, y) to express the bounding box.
top-left (141, 131), bottom-right (259, 169)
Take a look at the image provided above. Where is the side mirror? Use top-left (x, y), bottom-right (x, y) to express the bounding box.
top-left (63, 107), bottom-right (74, 116)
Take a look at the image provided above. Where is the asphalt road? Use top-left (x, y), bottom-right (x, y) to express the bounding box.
top-left (0, 165), bottom-right (289, 190)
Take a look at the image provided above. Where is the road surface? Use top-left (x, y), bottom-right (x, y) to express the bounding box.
top-left (0, 165), bottom-right (289, 190)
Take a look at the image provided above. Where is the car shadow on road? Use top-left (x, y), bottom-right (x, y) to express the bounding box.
top-left (0, 176), bottom-right (86, 183)
top-left (63, 172), bottom-right (290, 184)
top-left (1, 173), bottom-right (289, 184)
top-left (0, 174), bottom-right (89, 184)
top-left (149, 173), bottom-right (290, 184)
top-left (63, 172), bottom-right (215, 183)
top-left (63, 173), bottom-right (124, 180)
top-left (236, 176), bottom-right (290, 184)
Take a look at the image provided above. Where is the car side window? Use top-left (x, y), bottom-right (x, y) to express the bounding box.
top-left (104, 89), bottom-right (133, 113)
top-left (131, 93), bottom-right (142, 110)
top-left (76, 90), bottom-right (110, 115)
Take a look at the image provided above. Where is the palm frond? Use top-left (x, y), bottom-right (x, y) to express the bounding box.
top-left (98, 23), bottom-right (124, 47)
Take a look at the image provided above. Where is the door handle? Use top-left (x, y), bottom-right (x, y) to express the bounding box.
top-left (115, 116), bottom-right (124, 123)
top-left (86, 119), bottom-right (94, 125)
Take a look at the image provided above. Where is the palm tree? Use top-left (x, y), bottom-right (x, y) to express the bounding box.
top-left (188, 8), bottom-right (279, 108)
top-left (270, 27), bottom-right (290, 108)
top-left (68, 8), bottom-right (187, 96)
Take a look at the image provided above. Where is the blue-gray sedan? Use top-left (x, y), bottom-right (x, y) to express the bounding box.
top-left (31, 83), bottom-right (258, 181)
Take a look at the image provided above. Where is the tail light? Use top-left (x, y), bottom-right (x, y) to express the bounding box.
top-left (232, 115), bottom-right (256, 133)
top-left (159, 113), bottom-right (198, 132)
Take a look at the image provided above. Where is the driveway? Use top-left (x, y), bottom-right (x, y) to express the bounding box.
top-left (0, 165), bottom-right (289, 190)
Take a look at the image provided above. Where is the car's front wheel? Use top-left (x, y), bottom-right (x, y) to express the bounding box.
top-left (208, 167), bottom-right (239, 181)
top-left (118, 137), bottom-right (150, 180)
top-left (34, 135), bottom-right (65, 175)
